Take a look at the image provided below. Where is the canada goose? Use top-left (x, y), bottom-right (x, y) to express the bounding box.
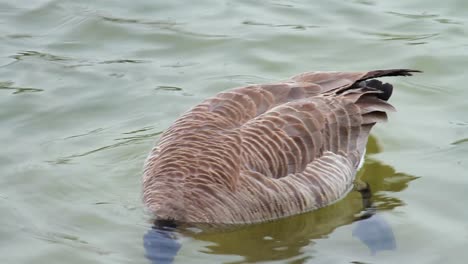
top-left (143, 69), bottom-right (419, 224)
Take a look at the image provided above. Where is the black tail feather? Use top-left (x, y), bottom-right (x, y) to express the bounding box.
top-left (365, 79), bottom-right (393, 101)
top-left (348, 69), bottom-right (420, 101)
top-left (361, 69), bottom-right (421, 80)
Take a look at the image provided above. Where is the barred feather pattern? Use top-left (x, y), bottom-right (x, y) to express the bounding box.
top-left (143, 69), bottom-right (419, 224)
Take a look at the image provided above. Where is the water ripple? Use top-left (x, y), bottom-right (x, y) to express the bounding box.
top-left (355, 30), bottom-right (439, 44)
top-left (353, 0), bottom-right (376, 6)
top-left (386, 11), bottom-right (462, 25)
top-left (100, 15), bottom-right (228, 38)
top-left (269, 0), bottom-right (297, 8)
top-left (65, 58), bottom-right (150, 68)
top-left (403, 80), bottom-right (446, 94)
top-left (10, 51), bottom-right (72, 62)
top-left (155, 86), bottom-right (183, 91)
top-left (49, 129), bottom-right (163, 164)
top-left (161, 62), bottom-right (199, 68)
top-left (30, 229), bottom-right (110, 255)
top-left (6, 34), bottom-right (34, 39)
top-left (63, 128), bottom-right (105, 140)
top-left (451, 138), bottom-right (468, 146)
top-left (449, 121), bottom-right (468, 127)
top-left (0, 81), bottom-right (43, 94)
top-left (100, 15), bottom-right (183, 27)
top-left (99, 59), bottom-right (149, 64)
top-left (242, 20), bottom-right (319, 30)
top-left (386, 11), bottom-right (438, 19)
top-left (155, 86), bottom-right (192, 96)
top-left (8, 50), bottom-right (149, 70)
top-left (434, 18), bottom-right (463, 25)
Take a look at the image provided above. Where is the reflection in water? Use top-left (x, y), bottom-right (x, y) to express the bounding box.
top-left (352, 212), bottom-right (396, 255)
top-left (144, 226), bottom-right (181, 264)
top-left (143, 136), bottom-right (417, 263)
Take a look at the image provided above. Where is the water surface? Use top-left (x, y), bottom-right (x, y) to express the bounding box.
top-left (1, 0), bottom-right (468, 263)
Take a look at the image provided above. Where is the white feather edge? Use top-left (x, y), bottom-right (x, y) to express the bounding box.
top-left (357, 149), bottom-right (366, 170)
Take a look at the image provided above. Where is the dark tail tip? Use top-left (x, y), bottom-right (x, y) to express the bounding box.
top-left (362, 69), bottom-right (422, 80)
top-left (355, 69), bottom-right (421, 101)
top-left (365, 79), bottom-right (393, 101)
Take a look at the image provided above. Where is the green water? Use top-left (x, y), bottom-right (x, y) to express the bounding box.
top-left (1, 0), bottom-right (468, 263)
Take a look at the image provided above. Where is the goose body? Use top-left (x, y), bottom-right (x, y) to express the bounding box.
top-left (143, 69), bottom-right (418, 224)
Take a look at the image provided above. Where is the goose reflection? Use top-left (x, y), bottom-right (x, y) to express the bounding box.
top-left (144, 225), bottom-right (181, 264)
top-left (143, 136), bottom-right (417, 263)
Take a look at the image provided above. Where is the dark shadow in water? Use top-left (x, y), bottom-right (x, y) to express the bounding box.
top-left (144, 226), bottom-right (182, 264)
top-left (143, 135), bottom-right (417, 263)
top-left (352, 211), bottom-right (396, 256)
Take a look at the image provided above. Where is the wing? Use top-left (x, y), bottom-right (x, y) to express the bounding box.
top-left (239, 95), bottom-right (365, 177)
top-left (234, 90), bottom-right (393, 218)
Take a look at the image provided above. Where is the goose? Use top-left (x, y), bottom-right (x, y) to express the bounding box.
top-left (143, 69), bottom-right (419, 225)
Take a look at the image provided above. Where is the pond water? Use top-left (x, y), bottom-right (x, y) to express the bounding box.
top-left (1, 0), bottom-right (468, 263)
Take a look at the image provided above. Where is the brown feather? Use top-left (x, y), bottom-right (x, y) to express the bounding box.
top-left (143, 69), bottom-right (420, 224)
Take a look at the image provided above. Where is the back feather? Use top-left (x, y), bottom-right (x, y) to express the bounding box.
top-left (143, 69), bottom-right (420, 224)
